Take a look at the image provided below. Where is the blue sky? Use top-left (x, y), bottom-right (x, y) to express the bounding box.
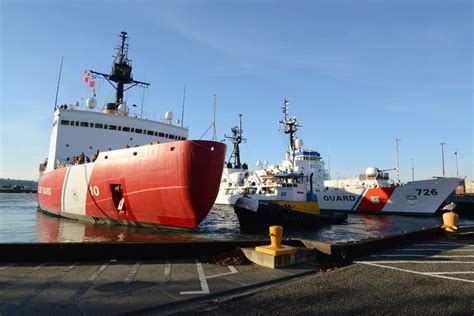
top-left (1, 0), bottom-right (472, 182)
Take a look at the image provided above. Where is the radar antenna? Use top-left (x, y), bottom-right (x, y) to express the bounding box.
top-left (224, 114), bottom-right (246, 168)
top-left (90, 31), bottom-right (150, 109)
top-left (279, 99), bottom-right (302, 155)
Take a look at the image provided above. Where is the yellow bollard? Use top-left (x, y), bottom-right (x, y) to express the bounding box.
top-left (255, 226), bottom-right (297, 256)
top-left (442, 211), bottom-right (459, 232)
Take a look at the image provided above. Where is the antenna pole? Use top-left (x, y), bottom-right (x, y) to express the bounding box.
top-left (328, 154), bottom-right (331, 180)
top-left (181, 85), bottom-right (186, 127)
top-left (440, 142), bottom-right (446, 176)
top-left (140, 67), bottom-right (147, 118)
top-left (395, 138), bottom-right (401, 184)
top-left (224, 114), bottom-right (246, 168)
top-left (89, 32), bottom-right (150, 111)
top-left (212, 94), bottom-right (217, 141)
top-left (54, 56), bottom-right (64, 110)
top-left (411, 158), bottom-right (414, 181)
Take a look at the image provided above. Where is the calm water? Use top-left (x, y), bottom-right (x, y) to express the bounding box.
top-left (1, 193), bottom-right (472, 243)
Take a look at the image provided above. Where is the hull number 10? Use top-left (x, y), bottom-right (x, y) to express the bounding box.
top-left (89, 185), bottom-right (100, 196)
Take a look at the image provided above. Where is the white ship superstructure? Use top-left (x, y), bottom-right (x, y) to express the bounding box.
top-left (45, 106), bottom-right (187, 172)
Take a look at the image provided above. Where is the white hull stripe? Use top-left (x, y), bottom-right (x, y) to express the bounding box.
top-left (351, 189), bottom-right (367, 211)
top-left (61, 167), bottom-right (72, 212)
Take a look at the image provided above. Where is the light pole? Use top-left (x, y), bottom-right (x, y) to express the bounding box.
top-left (454, 149), bottom-right (459, 177)
top-left (440, 142), bottom-right (446, 176)
top-left (395, 138), bottom-right (401, 184)
top-left (411, 158), bottom-right (414, 181)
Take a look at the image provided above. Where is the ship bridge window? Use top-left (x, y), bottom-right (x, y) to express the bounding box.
top-left (122, 127), bottom-right (130, 132)
top-left (147, 131), bottom-right (154, 136)
top-left (158, 132), bottom-right (165, 137)
top-left (169, 134), bottom-right (176, 139)
top-left (80, 122), bottom-right (89, 127)
top-left (60, 120), bottom-right (69, 125)
top-left (95, 123), bottom-right (103, 128)
top-left (109, 125), bottom-right (117, 130)
top-left (118, 126), bottom-right (122, 131)
top-left (75, 121), bottom-right (79, 126)
top-left (90, 122), bottom-right (94, 128)
top-left (154, 132), bottom-right (158, 136)
top-left (135, 128), bottom-right (142, 134)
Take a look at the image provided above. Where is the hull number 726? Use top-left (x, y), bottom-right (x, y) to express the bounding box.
top-left (416, 189), bottom-right (438, 196)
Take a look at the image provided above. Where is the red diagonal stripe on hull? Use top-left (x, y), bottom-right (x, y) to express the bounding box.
top-left (356, 187), bottom-right (396, 212)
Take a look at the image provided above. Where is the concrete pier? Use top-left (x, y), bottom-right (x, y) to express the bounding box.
top-left (0, 225), bottom-right (472, 315)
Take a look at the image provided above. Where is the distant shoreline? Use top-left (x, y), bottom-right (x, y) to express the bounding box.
top-left (0, 188), bottom-right (37, 193)
top-left (0, 178), bottom-right (38, 193)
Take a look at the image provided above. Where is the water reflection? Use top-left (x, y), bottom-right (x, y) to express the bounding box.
top-left (2, 193), bottom-right (471, 244)
top-left (36, 211), bottom-right (207, 243)
top-left (34, 205), bottom-right (256, 243)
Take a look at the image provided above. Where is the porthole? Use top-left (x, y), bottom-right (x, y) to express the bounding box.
top-left (66, 144), bottom-right (69, 147)
top-left (170, 147), bottom-right (175, 151)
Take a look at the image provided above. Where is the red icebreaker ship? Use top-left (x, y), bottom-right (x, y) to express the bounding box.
top-left (37, 32), bottom-right (225, 229)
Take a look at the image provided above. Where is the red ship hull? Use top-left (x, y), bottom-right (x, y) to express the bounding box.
top-left (38, 141), bottom-right (226, 229)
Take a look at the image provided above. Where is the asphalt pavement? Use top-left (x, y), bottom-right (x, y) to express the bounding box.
top-left (161, 239), bottom-right (474, 315)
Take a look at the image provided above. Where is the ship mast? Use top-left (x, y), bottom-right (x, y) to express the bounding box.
top-left (225, 114), bottom-right (246, 168)
top-left (279, 99), bottom-right (302, 171)
top-left (90, 31), bottom-right (150, 109)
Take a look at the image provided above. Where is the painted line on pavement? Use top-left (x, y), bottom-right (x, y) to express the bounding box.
top-left (180, 261), bottom-right (210, 295)
top-left (359, 261), bottom-right (474, 264)
top-left (0, 264), bottom-right (13, 271)
top-left (0, 263), bottom-right (46, 289)
top-left (11, 263), bottom-right (77, 314)
top-left (431, 271), bottom-right (474, 275)
top-left (206, 266), bottom-right (238, 279)
top-left (120, 261), bottom-right (142, 294)
top-left (73, 261), bottom-right (110, 300)
top-left (396, 248), bottom-right (474, 252)
top-left (162, 262), bottom-right (171, 283)
top-left (356, 261), bottom-right (474, 284)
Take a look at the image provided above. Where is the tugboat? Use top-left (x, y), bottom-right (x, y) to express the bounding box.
top-left (234, 196), bottom-right (347, 232)
top-left (218, 103), bottom-right (323, 212)
top-left (231, 100), bottom-right (346, 231)
top-left (37, 32), bottom-right (226, 229)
